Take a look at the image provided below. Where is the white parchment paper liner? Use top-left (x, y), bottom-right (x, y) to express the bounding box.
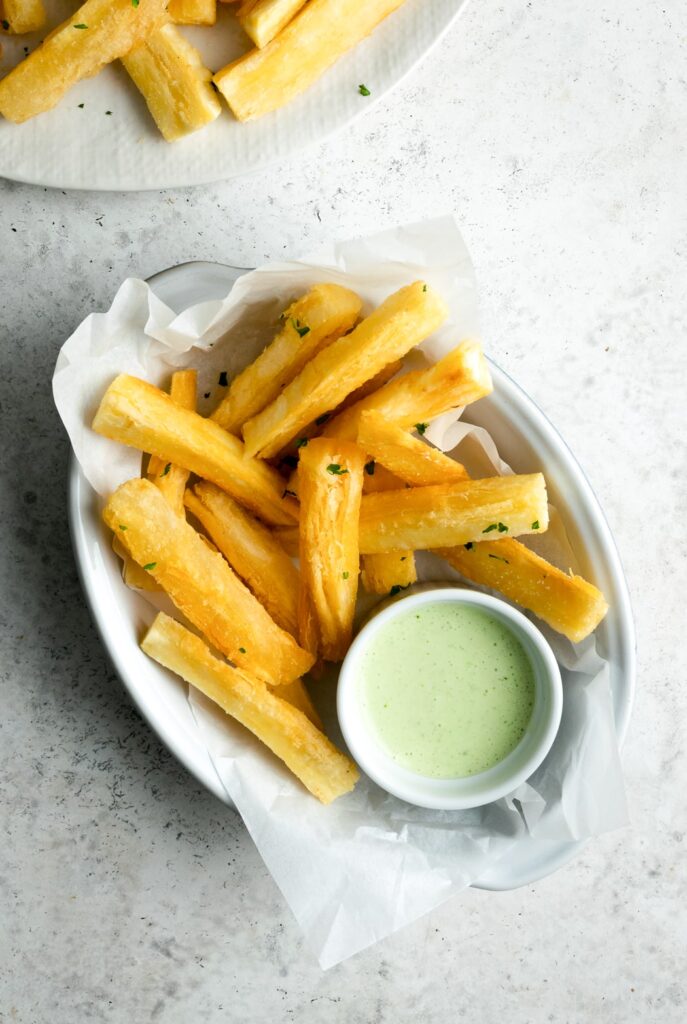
top-left (53, 218), bottom-right (628, 969)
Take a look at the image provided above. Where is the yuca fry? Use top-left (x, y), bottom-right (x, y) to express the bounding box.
top-left (141, 613), bottom-right (358, 803)
top-left (436, 539), bottom-right (608, 644)
top-left (0, 0), bottom-right (169, 123)
top-left (104, 478), bottom-right (313, 685)
top-left (298, 439), bottom-right (365, 661)
top-left (92, 374), bottom-right (298, 527)
top-left (237, 0), bottom-right (307, 48)
top-left (184, 482), bottom-right (300, 637)
top-left (358, 475), bottom-right (549, 554)
top-left (357, 410), bottom-right (469, 486)
top-left (211, 284), bottom-right (362, 434)
top-left (242, 282), bottom-right (448, 459)
top-left (324, 339), bottom-right (492, 442)
top-left (0, 0), bottom-right (45, 34)
top-left (169, 0), bottom-right (216, 25)
top-left (122, 24), bottom-right (220, 142)
top-left (356, 423), bottom-right (417, 594)
top-left (274, 359), bottom-right (404, 463)
top-left (272, 678), bottom-right (323, 730)
top-left (360, 550), bottom-right (416, 596)
top-left (214, 0), bottom-right (407, 121)
top-left (147, 369), bottom-right (197, 514)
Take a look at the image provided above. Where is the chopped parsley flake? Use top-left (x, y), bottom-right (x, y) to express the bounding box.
top-left (415, 422), bottom-right (428, 435)
top-left (218, 370), bottom-right (228, 387)
top-left (290, 318), bottom-right (310, 338)
top-left (326, 463), bottom-right (348, 475)
top-left (315, 413), bottom-right (330, 426)
top-left (422, 284), bottom-right (427, 292)
top-left (78, 103), bottom-right (85, 109)
top-left (358, 84), bottom-right (371, 96)
top-left (364, 460), bottom-right (376, 476)
top-left (132, 0), bottom-right (139, 6)
top-left (1, 19), bottom-right (9, 29)
top-left (389, 583), bottom-right (411, 596)
top-left (203, 391), bottom-right (210, 399)
top-left (295, 437), bottom-right (309, 449)
top-left (239, 647), bottom-right (246, 654)
top-left (400, 556), bottom-right (407, 561)
top-left (532, 520), bottom-right (540, 530)
top-left (119, 524), bottom-right (127, 531)
top-left (143, 562), bottom-right (157, 571)
top-left (464, 542), bottom-right (474, 550)
top-left (105, 110), bottom-right (112, 116)
top-left (497, 522), bottom-right (509, 533)
top-left (482, 523), bottom-right (499, 534)
top-left (74, 23), bottom-right (88, 29)
top-left (342, 571), bottom-right (350, 580)
top-left (160, 463), bottom-right (171, 477)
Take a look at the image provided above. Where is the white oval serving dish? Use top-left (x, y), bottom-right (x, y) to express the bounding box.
top-left (68, 260), bottom-right (635, 891)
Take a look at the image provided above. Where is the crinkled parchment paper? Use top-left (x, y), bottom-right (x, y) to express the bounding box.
top-left (54, 218), bottom-right (628, 969)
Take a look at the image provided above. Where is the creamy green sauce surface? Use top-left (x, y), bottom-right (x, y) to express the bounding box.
top-left (360, 603), bottom-right (535, 778)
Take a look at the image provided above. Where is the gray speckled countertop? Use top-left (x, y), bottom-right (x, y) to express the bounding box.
top-left (1, 0), bottom-right (686, 1020)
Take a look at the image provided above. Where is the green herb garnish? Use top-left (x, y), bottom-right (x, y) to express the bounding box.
top-left (132, 0), bottom-right (139, 6)
top-left (532, 520), bottom-right (540, 530)
top-left (290, 318), bottom-right (310, 338)
top-left (143, 562), bottom-right (157, 571)
top-left (1, 19), bottom-right (9, 29)
top-left (364, 460), bottom-right (376, 476)
top-left (315, 413), bottom-right (330, 426)
top-left (415, 422), bottom-right (428, 435)
top-left (389, 583), bottom-right (411, 596)
top-left (160, 463), bottom-right (171, 477)
top-left (464, 542), bottom-right (473, 550)
top-left (218, 370), bottom-right (228, 387)
top-left (119, 524), bottom-right (128, 531)
top-left (74, 23), bottom-right (88, 29)
top-left (422, 284), bottom-right (427, 292)
top-left (295, 437), bottom-right (309, 449)
top-left (326, 464), bottom-right (348, 475)
top-left (358, 84), bottom-right (371, 96)
top-left (78, 103), bottom-right (85, 109)
top-left (482, 523), bottom-right (499, 534)
top-left (342, 571), bottom-right (350, 580)
top-left (203, 391), bottom-right (210, 399)
top-left (497, 522), bottom-right (509, 533)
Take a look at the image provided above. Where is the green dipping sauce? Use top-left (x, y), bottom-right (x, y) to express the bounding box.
top-left (359, 602), bottom-right (536, 778)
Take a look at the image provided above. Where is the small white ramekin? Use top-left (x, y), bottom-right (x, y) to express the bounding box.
top-left (337, 585), bottom-right (563, 810)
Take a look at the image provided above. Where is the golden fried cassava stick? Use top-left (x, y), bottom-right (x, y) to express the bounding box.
top-left (297, 439), bottom-right (365, 661)
top-left (104, 479), bottom-right (313, 685)
top-left (169, 0), bottom-right (216, 25)
top-left (92, 374), bottom-right (298, 526)
top-left (358, 475), bottom-right (549, 554)
top-left (122, 25), bottom-right (220, 142)
top-left (323, 339), bottom-right (492, 441)
top-left (184, 482), bottom-right (300, 637)
top-left (242, 282), bottom-right (447, 459)
top-left (237, 0), bottom-right (308, 49)
top-left (141, 614), bottom-right (357, 803)
top-left (211, 284), bottom-right (362, 434)
top-left (214, 0), bottom-right (407, 121)
top-left (0, 0), bottom-right (169, 123)
top-left (357, 411), bottom-right (469, 486)
top-left (0, 0), bottom-right (45, 34)
top-left (435, 540), bottom-right (608, 643)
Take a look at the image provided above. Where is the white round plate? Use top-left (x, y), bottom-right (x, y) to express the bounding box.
top-left (68, 261), bottom-right (636, 891)
top-left (1, 0), bottom-right (470, 191)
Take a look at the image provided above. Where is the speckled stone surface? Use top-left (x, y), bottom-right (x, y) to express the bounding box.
top-left (1, 0), bottom-right (685, 1020)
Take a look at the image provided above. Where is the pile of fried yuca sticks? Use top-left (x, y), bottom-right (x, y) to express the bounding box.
top-left (93, 279), bottom-right (608, 804)
top-left (0, 0), bottom-right (407, 141)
